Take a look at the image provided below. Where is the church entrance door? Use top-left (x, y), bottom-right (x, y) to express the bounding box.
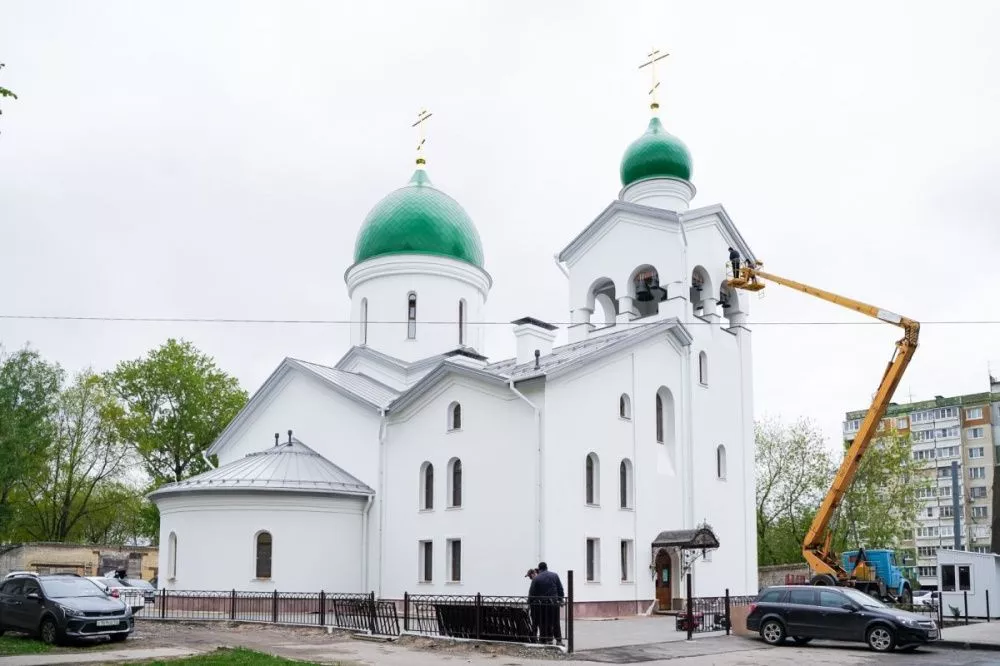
top-left (654, 549), bottom-right (671, 611)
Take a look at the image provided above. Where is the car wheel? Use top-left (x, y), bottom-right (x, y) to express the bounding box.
top-left (866, 624), bottom-right (896, 652)
top-left (760, 619), bottom-right (786, 645)
top-left (792, 636), bottom-right (813, 645)
top-left (39, 618), bottom-right (61, 646)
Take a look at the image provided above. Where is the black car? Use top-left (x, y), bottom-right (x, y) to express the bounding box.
top-left (0, 574), bottom-right (133, 645)
top-left (746, 585), bottom-right (939, 652)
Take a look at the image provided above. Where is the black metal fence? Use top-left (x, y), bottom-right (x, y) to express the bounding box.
top-left (403, 593), bottom-right (567, 645)
top-left (135, 590), bottom-right (399, 636)
top-left (678, 590), bottom-right (756, 635)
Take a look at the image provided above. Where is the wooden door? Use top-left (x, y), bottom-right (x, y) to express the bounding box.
top-left (654, 550), bottom-right (671, 610)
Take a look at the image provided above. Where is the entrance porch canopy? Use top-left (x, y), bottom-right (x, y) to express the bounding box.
top-left (651, 526), bottom-right (720, 551)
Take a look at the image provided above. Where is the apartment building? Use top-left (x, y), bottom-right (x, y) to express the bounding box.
top-left (843, 376), bottom-right (1000, 590)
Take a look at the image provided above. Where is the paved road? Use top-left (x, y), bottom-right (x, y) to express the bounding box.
top-left (574, 637), bottom-right (1000, 665)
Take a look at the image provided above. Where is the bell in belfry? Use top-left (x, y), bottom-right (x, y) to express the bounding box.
top-left (635, 271), bottom-right (660, 302)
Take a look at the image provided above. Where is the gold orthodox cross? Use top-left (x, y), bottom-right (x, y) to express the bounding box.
top-left (412, 109), bottom-right (433, 165)
top-left (638, 49), bottom-right (669, 111)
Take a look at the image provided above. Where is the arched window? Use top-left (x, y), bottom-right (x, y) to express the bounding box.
top-left (360, 298), bottom-right (368, 345)
top-left (630, 265), bottom-right (664, 318)
top-left (255, 531), bottom-right (272, 579)
top-left (167, 532), bottom-right (178, 580)
top-left (420, 462), bottom-right (434, 510)
top-left (717, 445), bottom-right (727, 480)
top-left (585, 453), bottom-right (600, 505)
top-left (448, 401), bottom-right (462, 431)
top-left (458, 300), bottom-right (466, 345)
top-left (698, 351), bottom-right (708, 385)
top-left (655, 394), bottom-right (664, 443)
top-left (407, 292), bottom-right (417, 339)
top-left (656, 387), bottom-right (676, 451)
top-left (619, 459), bottom-right (633, 509)
top-left (619, 393), bottom-right (631, 420)
top-left (448, 458), bottom-right (463, 508)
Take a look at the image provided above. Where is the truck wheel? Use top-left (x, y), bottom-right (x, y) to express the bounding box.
top-left (866, 624), bottom-right (896, 652)
top-left (810, 574), bottom-right (836, 586)
top-left (900, 587), bottom-right (912, 606)
top-left (760, 619), bottom-right (786, 645)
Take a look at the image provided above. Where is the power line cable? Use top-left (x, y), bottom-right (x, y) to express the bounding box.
top-left (2, 314), bottom-right (1000, 326)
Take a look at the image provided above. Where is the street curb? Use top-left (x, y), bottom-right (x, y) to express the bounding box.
top-left (937, 640), bottom-right (1000, 652)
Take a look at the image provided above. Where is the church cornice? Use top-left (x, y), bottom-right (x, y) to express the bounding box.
top-left (343, 253), bottom-right (493, 299)
top-left (556, 200), bottom-right (757, 267)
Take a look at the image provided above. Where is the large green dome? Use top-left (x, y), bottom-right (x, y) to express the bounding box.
top-left (353, 169), bottom-right (485, 268)
top-left (620, 116), bottom-right (692, 187)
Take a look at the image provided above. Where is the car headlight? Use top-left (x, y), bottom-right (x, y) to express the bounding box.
top-left (59, 604), bottom-right (84, 618)
top-left (895, 616), bottom-right (920, 627)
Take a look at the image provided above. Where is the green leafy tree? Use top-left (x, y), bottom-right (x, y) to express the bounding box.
top-left (831, 428), bottom-right (930, 552)
top-left (105, 339), bottom-right (247, 485)
top-left (0, 346), bottom-right (63, 537)
top-left (755, 417), bottom-right (836, 566)
top-left (76, 482), bottom-right (149, 545)
top-left (16, 372), bottom-right (131, 541)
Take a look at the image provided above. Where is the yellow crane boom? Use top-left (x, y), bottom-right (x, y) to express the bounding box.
top-left (727, 262), bottom-right (919, 581)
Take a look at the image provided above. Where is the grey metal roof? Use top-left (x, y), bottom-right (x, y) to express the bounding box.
top-left (149, 438), bottom-right (374, 500)
top-left (290, 358), bottom-right (399, 409)
top-left (485, 321), bottom-right (678, 380)
top-left (652, 526), bottom-right (720, 549)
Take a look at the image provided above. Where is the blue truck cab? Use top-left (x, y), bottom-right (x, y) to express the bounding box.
top-left (842, 548), bottom-right (913, 604)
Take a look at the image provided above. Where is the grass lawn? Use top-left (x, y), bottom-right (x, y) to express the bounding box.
top-left (142, 648), bottom-right (324, 665)
top-left (0, 634), bottom-right (52, 655)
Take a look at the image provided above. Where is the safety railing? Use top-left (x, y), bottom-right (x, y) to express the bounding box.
top-left (134, 589), bottom-right (399, 636)
top-left (403, 593), bottom-right (567, 645)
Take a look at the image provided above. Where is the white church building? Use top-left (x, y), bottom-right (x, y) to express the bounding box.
top-left (150, 104), bottom-right (759, 616)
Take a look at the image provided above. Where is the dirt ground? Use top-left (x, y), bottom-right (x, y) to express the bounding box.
top-left (122, 619), bottom-right (566, 665)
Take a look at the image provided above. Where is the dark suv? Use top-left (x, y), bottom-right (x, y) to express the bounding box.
top-left (746, 585), bottom-right (938, 652)
top-left (0, 574), bottom-right (133, 645)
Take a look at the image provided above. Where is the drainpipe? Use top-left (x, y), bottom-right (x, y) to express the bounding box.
top-left (553, 254), bottom-right (570, 279)
top-left (509, 380), bottom-right (543, 563)
top-left (630, 352), bottom-right (639, 608)
top-left (361, 494), bottom-right (375, 593)
top-left (377, 409), bottom-right (388, 597)
top-left (202, 452), bottom-right (216, 470)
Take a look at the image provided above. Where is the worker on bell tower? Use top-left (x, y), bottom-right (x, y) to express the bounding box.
top-left (728, 247), bottom-right (741, 279)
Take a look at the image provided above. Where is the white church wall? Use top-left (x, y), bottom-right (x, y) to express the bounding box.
top-left (346, 255), bottom-right (490, 361)
top-left (684, 324), bottom-right (757, 597)
top-left (380, 375), bottom-right (536, 599)
top-left (213, 370), bottom-right (381, 490)
top-left (156, 492), bottom-right (366, 593)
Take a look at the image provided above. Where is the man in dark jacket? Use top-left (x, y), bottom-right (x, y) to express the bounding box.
top-left (527, 562), bottom-right (564, 644)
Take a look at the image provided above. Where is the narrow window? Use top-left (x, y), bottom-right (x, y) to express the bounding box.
top-left (585, 453), bottom-right (599, 505)
top-left (448, 539), bottom-right (462, 582)
top-left (619, 459), bottom-right (632, 509)
top-left (620, 540), bottom-right (633, 582)
top-left (698, 351), bottom-right (708, 385)
top-left (448, 402), bottom-right (462, 431)
top-left (407, 293), bottom-right (417, 339)
top-left (419, 541), bottom-right (433, 582)
top-left (655, 394), bottom-right (664, 443)
top-left (458, 300), bottom-right (466, 346)
top-left (360, 298), bottom-right (368, 345)
top-left (168, 532), bottom-right (178, 579)
top-left (716, 445), bottom-right (727, 480)
top-left (448, 458), bottom-right (463, 508)
top-left (420, 462), bottom-right (434, 510)
top-left (619, 393), bottom-right (631, 420)
top-left (586, 538), bottom-right (600, 582)
top-left (255, 532), bottom-right (272, 579)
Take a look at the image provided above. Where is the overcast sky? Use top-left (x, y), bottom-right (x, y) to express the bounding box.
top-left (2, 0), bottom-right (999, 451)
